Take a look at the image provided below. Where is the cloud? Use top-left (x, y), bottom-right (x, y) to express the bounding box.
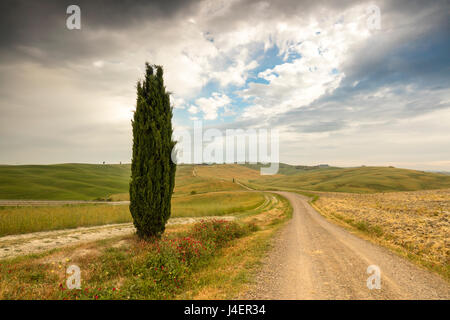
top-left (0, 0), bottom-right (449, 169)
top-left (188, 105), bottom-right (199, 114)
top-left (194, 92), bottom-right (231, 120)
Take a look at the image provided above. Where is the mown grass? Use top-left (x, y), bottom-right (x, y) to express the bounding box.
top-left (312, 190), bottom-right (450, 280)
top-left (250, 166), bottom-right (450, 193)
top-left (0, 191), bottom-right (266, 236)
top-left (0, 194), bottom-right (292, 300)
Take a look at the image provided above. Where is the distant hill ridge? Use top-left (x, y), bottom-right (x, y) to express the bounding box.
top-left (0, 163), bottom-right (449, 200)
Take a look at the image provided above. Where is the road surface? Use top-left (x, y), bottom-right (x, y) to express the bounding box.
top-left (246, 191), bottom-right (449, 299)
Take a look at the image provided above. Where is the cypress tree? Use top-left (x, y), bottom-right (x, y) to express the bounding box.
top-left (130, 63), bottom-right (176, 239)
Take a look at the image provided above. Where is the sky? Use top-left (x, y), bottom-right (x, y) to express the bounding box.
top-left (0, 0), bottom-right (449, 170)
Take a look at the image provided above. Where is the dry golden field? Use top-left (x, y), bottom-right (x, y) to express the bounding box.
top-left (314, 189), bottom-right (450, 276)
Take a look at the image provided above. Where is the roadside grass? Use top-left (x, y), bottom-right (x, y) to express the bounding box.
top-left (0, 193), bottom-right (292, 300)
top-left (0, 192), bottom-right (266, 237)
top-left (310, 190), bottom-right (450, 281)
top-left (175, 194), bottom-right (292, 299)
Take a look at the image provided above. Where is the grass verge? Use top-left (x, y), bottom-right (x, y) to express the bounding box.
top-left (0, 192), bottom-right (265, 237)
top-left (310, 194), bottom-right (450, 281)
top-left (0, 193), bottom-right (292, 299)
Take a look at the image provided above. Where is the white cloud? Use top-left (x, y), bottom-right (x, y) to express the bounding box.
top-left (211, 48), bottom-right (259, 87)
top-left (188, 105), bottom-right (199, 114)
top-left (171, 96), bottom-right (186, 109)
top-left (93, 60), bottom-right (105, 68)
top-left (194, 92), bottom-right (231, 120)
top-left (233, 6), bottom-right (372, 119)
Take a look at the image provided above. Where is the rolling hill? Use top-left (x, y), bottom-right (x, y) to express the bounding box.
top-left (0, 163), bottom-right (246, 200)
top-left (1, 163), bottom-right (450, 200)
top-left (249, 166), bottom-right (450, 193)
top-left (0, 163), bottom-right (131, 200)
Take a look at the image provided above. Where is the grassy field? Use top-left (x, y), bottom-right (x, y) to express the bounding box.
top-left (194, 164), bottom-right (262, 181)
top-left (313, 189), bottom-right (450, 279)
top-left (0, 164), bottom-right (245, 201)
top-left (1, 163), bottom-right (449, 200)
top-left (173, 165), bottom-right (244, 197)
top-left (242, 163), bottom-right (339, 175)
top-left (0, 191), bottom-right (266, 237)
top-left (0, 164), bottom-right (131, 200)
top-left (250, 166), bottom-right (450, 193)
top-left (0, 193), bottom-right (292, 300)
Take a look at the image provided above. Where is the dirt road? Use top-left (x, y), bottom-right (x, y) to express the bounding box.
top-left (246, 192), bottom-right (449, 299)
top-left (0, 216), bottom-right (235, 260)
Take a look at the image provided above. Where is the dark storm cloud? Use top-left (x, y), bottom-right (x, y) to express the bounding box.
top-left (251, 0), bottom-right (450, 134)
top-left (0, 0), bottom-right (199, 65)
top-left (340, 16), bottom-right (450, 92)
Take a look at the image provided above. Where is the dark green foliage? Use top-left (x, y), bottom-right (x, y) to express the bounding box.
top-left (130, 63), bottom-right (176, 239)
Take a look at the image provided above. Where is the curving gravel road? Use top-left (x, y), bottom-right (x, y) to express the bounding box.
top-left (246, 192), bottom-right (450, 300)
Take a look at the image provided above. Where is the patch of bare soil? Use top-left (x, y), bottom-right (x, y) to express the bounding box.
top-left (0, 216), bottom-right (235, 260)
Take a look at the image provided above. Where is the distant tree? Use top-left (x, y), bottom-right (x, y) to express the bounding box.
top-left (129, 63), bottom-right (176, 239)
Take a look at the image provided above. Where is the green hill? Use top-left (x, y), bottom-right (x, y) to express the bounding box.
top-left (0, 163), bottom-right (245, 200)
top-left (250, 166), bottom-right (450, 193)
top-left (241, 163), bottom-right (338, 175)
top-left (1, 163), bottom-right (449, 200)
top-left (0, 163), bottom-right (132, 200)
